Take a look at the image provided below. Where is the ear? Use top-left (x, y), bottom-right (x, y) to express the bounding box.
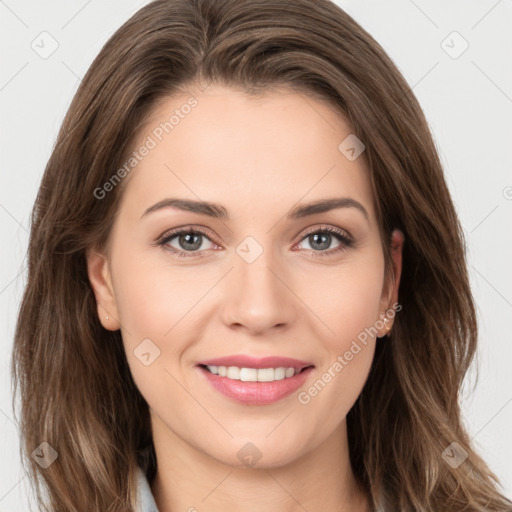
top-left (86, 248), bottom-right (121, 330)
top-left (378, 228), bottom-right (405, 336)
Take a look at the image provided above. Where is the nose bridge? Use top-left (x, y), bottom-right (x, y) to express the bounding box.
top-left (235, 233), bottom-right (284, 305)
top-left (221, 234), bottom-right (296, 332)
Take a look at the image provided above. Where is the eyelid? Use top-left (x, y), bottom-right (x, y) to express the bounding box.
top-left (298, 224), bottom-right (353, 242)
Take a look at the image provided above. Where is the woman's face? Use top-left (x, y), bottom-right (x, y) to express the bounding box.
top-left (88, 84), bottom-right (403, 469)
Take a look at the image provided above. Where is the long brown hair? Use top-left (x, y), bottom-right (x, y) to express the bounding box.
top-left (11, 0), bottom-right (512, 510)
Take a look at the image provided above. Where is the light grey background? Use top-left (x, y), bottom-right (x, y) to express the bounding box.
top-left (1, 0), bottom-right (511, 509)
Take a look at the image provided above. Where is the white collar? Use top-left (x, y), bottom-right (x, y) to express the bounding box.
top-left (135, 466), bottom-right (160, 512)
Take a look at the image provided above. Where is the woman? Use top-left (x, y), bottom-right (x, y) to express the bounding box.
top-left (11, 0), bottom-right (512, 510)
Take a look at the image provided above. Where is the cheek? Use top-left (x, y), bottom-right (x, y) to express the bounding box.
top-left (110, 246), bottom-right (208, 341)
top-left (109, 250), bottom-right (193, 404)
top-left (300, 254), bottom-right (385, 346)
top-left (109, 246), bottom-right (222, 397)
top-left (296, 254), bottom-right (384, 405)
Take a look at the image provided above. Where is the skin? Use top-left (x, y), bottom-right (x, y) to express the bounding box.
top-left (87, 84), bottom-right (404, 512)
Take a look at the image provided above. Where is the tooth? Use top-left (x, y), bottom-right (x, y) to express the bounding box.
top-left (274, 367), bottom-right (286, 380)
top-left (240, 368), bottom-right (258, 382)
top-left (257, 368), bottom-right (275, 382)
top-left (285, 367), bottom-right (295, 378)
top-left (208, 365), bottom-right (304, 381)
top-left (226, 366), bottom-right (240, 380)
top-left (206, 365), bottom-right (218, 375)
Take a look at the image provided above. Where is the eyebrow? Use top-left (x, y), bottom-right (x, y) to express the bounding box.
top-left (140, 197), bottom-right (369, 221)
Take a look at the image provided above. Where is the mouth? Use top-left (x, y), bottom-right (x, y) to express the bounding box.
top-left (195, 356), bottom-right (315, 405)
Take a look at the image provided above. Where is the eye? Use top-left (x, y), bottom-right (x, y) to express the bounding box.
top-left (295, 225), bottom-right (354, 257)
top-left (157, 226), bottom-right (218, 258)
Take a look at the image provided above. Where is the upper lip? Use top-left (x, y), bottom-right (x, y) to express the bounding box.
top-left (197, 355), bottom-right (314, 371)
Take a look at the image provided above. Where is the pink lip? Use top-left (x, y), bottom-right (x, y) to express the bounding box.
top-left (198, 366), bottom-right (314, 405)
top-left (196, 355), bottom-right (315, 405)
top-left (197, 355), bottom-right (313, 372)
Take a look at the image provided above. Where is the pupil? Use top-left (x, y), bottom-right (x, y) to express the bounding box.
top-left (181, 233), bottom-right (201, 251)
top-left (311, 233), bottom-right (330, 250)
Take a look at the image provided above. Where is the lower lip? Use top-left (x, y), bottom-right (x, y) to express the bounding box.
top-left (198, 366), bottom-right (314, 405)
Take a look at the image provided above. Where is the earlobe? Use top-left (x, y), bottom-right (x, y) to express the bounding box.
top-left (86, 248), bottom-right (120, 330)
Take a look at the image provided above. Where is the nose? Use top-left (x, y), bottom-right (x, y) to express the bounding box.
top-left (220, 244), bottom-right (298, 336)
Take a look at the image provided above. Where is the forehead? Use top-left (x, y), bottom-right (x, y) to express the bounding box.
top-left (117, 85), bottom-right (376, 223)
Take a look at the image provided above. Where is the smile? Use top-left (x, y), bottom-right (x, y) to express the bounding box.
top-left (197, 363), bottom-right (314, 405)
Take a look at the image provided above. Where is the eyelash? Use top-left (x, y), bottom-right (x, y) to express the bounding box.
top-left (156, 225), bottom-right (354, 258)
